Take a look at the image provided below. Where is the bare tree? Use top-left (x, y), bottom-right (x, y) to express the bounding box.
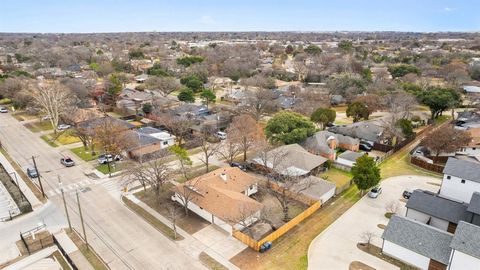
top-left (385, 200), bottom-right (400, 215)
top-left (244, 88), bottom-right (279, 121)
top-left (155, 113), bottom-right (193, 146)
top-left (421, 127), bottom-right (471, 157)
top-left (30, 81), bottom-right (74, 135)
top-left (166, 203), bottom-right (180, 239)
top-left (198, 129), bottom-right (222, 173)
top-left (360, 231), bottom-right (375, 247)
top-left (227, 114), bottom-right (264, 162)
top-left (225, 202), bottom-right (263, 237)
top-left (217, 138), bottom-right (242, 164)
top-left (146, 76), bottom-right (181, 95)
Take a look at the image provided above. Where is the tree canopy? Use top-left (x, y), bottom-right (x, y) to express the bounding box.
top-left (176, 55), bottom-right (204, 67)
top-left (265, 111), bottom-right (316, 144)
top-left (388, 64), bottom-right (421, 78)
top-left (421, 127), bottom-right (471, 157)
top-left (417, 87), bottom-right (461, 119)
top-left (311, 108), bottom-right (336, 129)
top-left (200, 89), bottom-right (216, 109)
top-left (180, 74), bottom-right (204, 92)
top-left (177, 88), bottom-right (195, 103)
top-left (352, 155), bottom-right (381, 195)
top-left (346, 101), bottom-right (370, 122)
top-left (304, 44), bottom-right (322, 55)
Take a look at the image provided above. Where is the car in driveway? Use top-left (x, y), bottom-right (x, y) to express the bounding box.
top-left (0, 107), bottom-right (8, 113)
top-left (215, 131), bottom-right (227, 140)
top-left (402, 189), bottom-right (413, 199)
top-left (60, 157), bottom-right (75, 167)
top-left (368, 186), bottom-right (382, 198)
top-left (57, 124), bottom-right (72, 130)
top-left (230, 162), bottom-right (247, 171)
top-left (26, 168), bottom-right (38, 178)
top-left (97, 154), bottom-right (122, 164)
top-left (359, 140), bottom-right (373, 152)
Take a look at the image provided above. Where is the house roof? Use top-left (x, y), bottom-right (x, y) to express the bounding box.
top-left (77, 116), bottom-right (135, 131)
top-left (294, 176), bottom-right (336, 202)
top-left (337, 150), bottom-right (364, 162)
top-left (467, 192), bottom-right (480, 215)
top-left (175, 167), bottom-right (262, 224)
top-left (443, 158), bottom-right (480, 183)
top-left (302, 131), bottom-right (359, 156)
top-left (252, 144), bottom-right (327, 176)
top-left (124, 130), bottom-right (161, 150)
top-left (119, 88), bottom-right (153, 102)
top-left (328, 122), bottom-right (384, 142)
top-left (406, 190), bottom-right (472, 224)
top-left (450, 221), bottom-right (480, 259)
top-left (137, 127), bottom-right (163, 135)
top-left (382, 216), bottom-right (453, 265)
top-left (463, 85), bottom-right (480, 93)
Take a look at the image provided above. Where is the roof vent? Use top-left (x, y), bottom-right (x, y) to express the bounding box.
top-left (220, 173), bottom-right (227, 182)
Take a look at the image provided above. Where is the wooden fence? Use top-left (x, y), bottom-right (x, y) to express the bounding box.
top-left (233, 201), bottom-right (321, 251)
top-left (410, 156), bottom-right (445, 173)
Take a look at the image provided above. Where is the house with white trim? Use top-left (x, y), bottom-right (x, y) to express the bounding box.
top-left (440, 158), bottom-right (480, 203)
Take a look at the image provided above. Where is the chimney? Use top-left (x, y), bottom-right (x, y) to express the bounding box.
top-left (220, 173), bottom-right (227, 182)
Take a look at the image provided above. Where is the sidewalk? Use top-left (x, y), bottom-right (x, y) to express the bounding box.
top-left (54, 230), bottom-right (95, 270)
top-left (0, 151), bottom-right (42, 208)
top-left (127, 195), bottom-right (240, 270)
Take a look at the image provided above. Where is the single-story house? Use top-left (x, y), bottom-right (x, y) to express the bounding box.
top-left (137, 127), bottom-right (176, 148)
top-left (335, 151), bottom-right (365, 169)
top-left (250, 144), bottom-right (328, 177)
top-left (172, 167), bottom-right (262, 234)
top-left (302, 131), bottom-right (359, 160)
top-left (62, 108), bottom-right (103, 125)
top-left (116, 88), bottom-right (154, 110)
top-left (126, 128), bottom-right (176, 162)
top-left (382, 215), bottom-right (453, 270)
top-left (292, 176), bottom-right (336, 204)
top-left (77, 116), bottom-right (135, 134)
top-left (328, 122), bottom-right (385, 144)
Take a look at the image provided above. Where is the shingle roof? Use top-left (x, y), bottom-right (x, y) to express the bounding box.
top-left (327, 122), bottom-right (383, 142)
top-left (467, 192), bottom-right (480, 215)
top-left (450, 221), bottom-right (480, 259)
top-left (294, 176), bottom-right (336, 202)
top-left (301, 131), bottom-right (359, 156)
top-left (406, 190), bottom-right (472, 224)
top-left (443, 158), bottom-right (480, 183)
top-left (337, 150), bottom-right (364, 162)
top-left (251, 144), bottom-right (327, 176)
top-left (382, 216), bottom-right (453, 265)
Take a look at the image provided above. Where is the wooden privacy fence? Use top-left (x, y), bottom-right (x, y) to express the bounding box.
top-left (410, 156), bottom-right (445, 173)
top-left (266, 181), bottom-right (318, 206)
top-left (233, 201), bottom-right (321, 251)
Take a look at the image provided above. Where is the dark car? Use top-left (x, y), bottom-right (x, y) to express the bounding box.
top-left (359, 142), bottom-right (373, 152)
top-left (60, 157), bottom-right (75, 167)
top-left (27, 168), bottom-right (38, 178)
top-left (230, 162), bottom-right (247, 171)
top-left (403, 190), bottom-right (413, 199)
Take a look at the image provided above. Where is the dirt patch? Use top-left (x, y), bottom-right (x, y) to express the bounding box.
top-left (135, 185), bottom-right (210, 234)
top-left (377, 224), bottom-right (386, 229)
top-left (350, 261), bottom-right (375, 270)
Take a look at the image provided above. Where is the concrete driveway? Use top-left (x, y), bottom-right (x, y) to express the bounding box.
top-left (308, 175), bottom-right (441, 270)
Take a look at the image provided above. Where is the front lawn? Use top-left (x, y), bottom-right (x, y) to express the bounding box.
top-left (95, 162), bottom-right (126, 175)
top-left (24, 121), bottom-right (53, 132)
top-left (40, 135), bottom-right (59, 147)
top-left (70, 146), bottom-right (100, 161)
top-left (44, 130), bottom-right (81, 145)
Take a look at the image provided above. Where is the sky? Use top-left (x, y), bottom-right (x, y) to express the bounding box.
top-left (1, 0), bottom-right (479, 33)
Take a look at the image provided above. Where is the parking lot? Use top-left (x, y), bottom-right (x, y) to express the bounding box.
top-left (308, 175), bottom-right (442, 270)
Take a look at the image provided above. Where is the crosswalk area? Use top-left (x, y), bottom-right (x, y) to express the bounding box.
top-left (45, 179), bottom-right (93, 197)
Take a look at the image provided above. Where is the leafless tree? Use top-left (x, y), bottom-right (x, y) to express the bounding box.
top-left (155, 113), bottom-right (193, 146)
top-left (217, 138), bottom-right (242, 164)
top-left (225, 202), bottom-right (263, 237)
top-left (30, 81), bottom-right (74, 135)
top-left (385, 200), bottom-right (400, 215)
top-left (198, 129), bottom-right (222, 173)
top-left (146, 76), bottom-right (181, 95)
top-left (244, 88), bottom-right (279, 121)
top-left (166, 202), bottom-right (180, 239)
top-left (360, 231), bottom-right (375, 247)
top-left (227, 114), bottom-right (264, 162)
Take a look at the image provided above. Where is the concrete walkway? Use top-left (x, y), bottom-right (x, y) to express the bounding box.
top-left (127, 195), bottom-right (240, 270)
top-left (54, 230), bottom-right (95, 270)
top-left (2, 246), bottom-right (57, 270)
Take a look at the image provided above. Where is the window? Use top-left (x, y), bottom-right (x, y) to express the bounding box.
top-left (163, 141), bottom-right (168, 145)
top-left (461, 179), bottom-right (466, 184)
top-left (473, 148), bottom-right (477, 150)
top-left (446, 176), bottom-right (451, 180)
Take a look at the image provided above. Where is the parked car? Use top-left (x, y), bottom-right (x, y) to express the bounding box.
top-left (368, 186), bottom-right (382, 198)
top-left (403, 189), bottom-right (413, 199)
top-left (215, 131), bottom-right (227, 140)
top-left (97, 154), bottom-right (122, 164)
top-left (26, 168), bottom-right (38, 178)
top-left (60, 157), bottom-right (75, 167)
top-left (230, 162), bottom-right (247, 171)
top-left (0, 107), bottom-right (8, 113)
top-left (359, 142), bottom-right (373, 152)
top-left (57, 124), bottom-right (72, 130)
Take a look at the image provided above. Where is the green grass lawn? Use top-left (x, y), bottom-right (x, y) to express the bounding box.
top-left (40, 134), bottom-right (59, 147)
top-left (96, 162), bottom-right (126, 175)
top-left (319, 168), bottom-right (352, 189)
top-left (0, 98), bottom-right (12, 105)
top-left (24, 121), bottom-right (53, 132)
top-left (70, 146), bottom-right (100, 161)
top-left (43, 130), bottom-right (81, 145)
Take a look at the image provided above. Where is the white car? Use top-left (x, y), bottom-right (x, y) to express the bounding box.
top-left (0, 107), bottom-right (8, 113)
top-left (368, 186), bottom-right (382, 198)
top-left (57, 124), bottom-right (71, 130)
top-left (215, 131), bottom-right (227, 140)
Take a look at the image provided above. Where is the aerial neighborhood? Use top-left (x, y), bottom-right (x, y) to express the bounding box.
top-left (1, 2), bottom-right (480, 270)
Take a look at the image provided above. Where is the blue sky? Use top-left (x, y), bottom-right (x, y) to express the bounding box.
top-left (1, 0), bottom-right (479, 33)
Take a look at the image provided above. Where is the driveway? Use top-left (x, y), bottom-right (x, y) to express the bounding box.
top-left (308, 175), bottom-right (441, 270)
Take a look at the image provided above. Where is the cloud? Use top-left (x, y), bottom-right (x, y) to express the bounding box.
top-left (443, 7), bottom-right (454, 12)
top-left (199, 15), bottom-right (215, 25)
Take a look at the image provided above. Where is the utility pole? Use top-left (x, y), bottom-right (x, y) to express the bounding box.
top-left (31, 156), bottom-right (45, 198)
top-left (58, 176), bottom-right (72, 231)
top-left (76, 190), bottom-right (89, 250)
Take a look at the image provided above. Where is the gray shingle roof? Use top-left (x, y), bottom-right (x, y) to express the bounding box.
top-left (450, 221), bottom-right (480, 259)
top-left (301, 131), bottom-right (359, 156)
top-left (337, 150), bottom-right (364, 162)
top-left (327, 122), bottom-right (383, 142)
top-left (467, 192), bottom-right (480, 215)
top-left (406, 190), bottom-right (472, 224)
top-left (382, 216), bottom-right (453, 265)
top-left (443, 158), bottom-right (480, 183)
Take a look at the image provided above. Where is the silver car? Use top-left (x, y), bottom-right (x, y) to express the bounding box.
top-left (368, 186), bottom-right (382, 198)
